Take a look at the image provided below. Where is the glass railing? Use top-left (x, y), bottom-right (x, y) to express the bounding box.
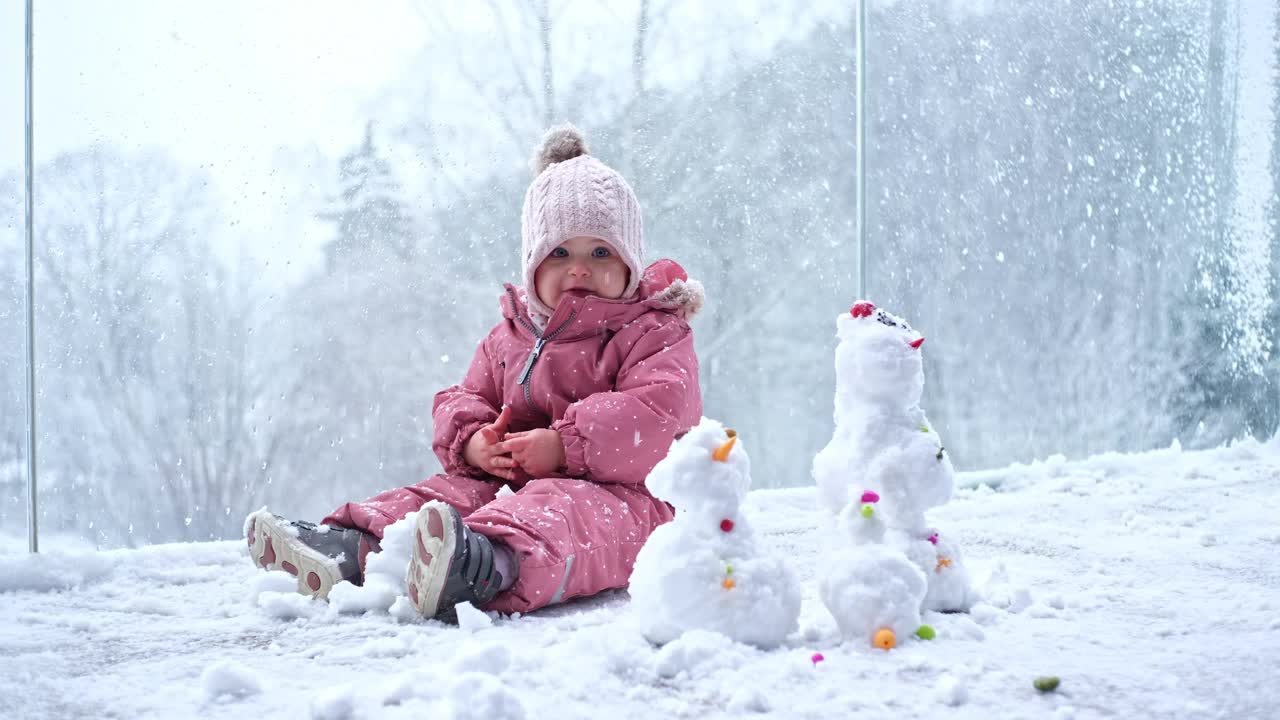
top-left (3, 1), bottom-right (1275, 549)
top-left (1, 1), bottom-right (28, 553)
top-left (866, 0), bottom-right (1278, 471)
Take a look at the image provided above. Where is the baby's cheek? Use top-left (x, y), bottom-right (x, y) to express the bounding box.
top-left (606, 266), bottom-right (631, 297)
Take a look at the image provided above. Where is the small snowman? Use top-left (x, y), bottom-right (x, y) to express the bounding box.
top-left (630, 419), bottom-right (801, 650)
top-left (813, 301), bottom-right (976, 619)
top-left (820, 485), bottom-right (935, 649)
top-left (819, 540), bottom-right (929, 651)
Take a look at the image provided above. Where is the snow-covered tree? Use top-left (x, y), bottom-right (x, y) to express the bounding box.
top-left (1175, 0), bottom-right (1279, 446)
top-left (320, 122), bottom-right (416, 271)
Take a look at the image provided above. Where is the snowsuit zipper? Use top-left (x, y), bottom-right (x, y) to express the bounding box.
top-left (507, 287), bottom-right (576, 413)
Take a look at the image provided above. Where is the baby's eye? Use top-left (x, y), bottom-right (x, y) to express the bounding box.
top-left (591, 247), bottom-right (611, 258)
top-left (551, 247), bottom-right (569, 258)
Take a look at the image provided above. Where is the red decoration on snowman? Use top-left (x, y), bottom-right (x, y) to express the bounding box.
top-left (720, 519), bottom-right (735, 533)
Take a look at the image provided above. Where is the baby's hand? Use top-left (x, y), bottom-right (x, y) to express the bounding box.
top-left (463, 406), bottom-right (519, 481)
top-left (496, 429), bottom-right (566, 478)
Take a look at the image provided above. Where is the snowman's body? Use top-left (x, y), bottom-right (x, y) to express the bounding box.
top-left (814, 302), bottom-right (976, 636)
top-left (630, 419), bottom-right (801, 650)
top-left (818, 543), bottom-right (926, 645)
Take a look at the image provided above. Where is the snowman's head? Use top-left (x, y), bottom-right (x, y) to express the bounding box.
top-left (835, 301), bottom-right (926, 406)
top-left (646, 418), bottom-right (751, 519)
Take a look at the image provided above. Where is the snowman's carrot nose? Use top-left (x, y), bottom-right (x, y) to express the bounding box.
top-left (712, 436), bottom-right (737, 462)
top-left (910, 337), bottom-right (925, 349)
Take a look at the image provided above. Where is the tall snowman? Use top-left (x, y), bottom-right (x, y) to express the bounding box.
top-left (814, 301), bottom-right (976, 630)
top-left (630, 419), bottom-right (801, 650)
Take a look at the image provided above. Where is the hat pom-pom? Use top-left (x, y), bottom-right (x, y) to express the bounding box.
top-left (532, 123), bottom-right (589, 175)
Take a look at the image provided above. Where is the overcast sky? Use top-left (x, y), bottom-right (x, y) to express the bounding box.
top-left (1, 1), bottom-right (850, 280)
top-left (0, 1), bottom-right (427, 279)
top-left (0, 1), bottom-right (423, 169)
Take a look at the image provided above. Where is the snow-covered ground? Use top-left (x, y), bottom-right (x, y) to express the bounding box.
top-left (2, 437), bottom-right (1279, 720)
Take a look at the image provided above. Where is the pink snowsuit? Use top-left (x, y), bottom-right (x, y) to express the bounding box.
top-left (323, 261), bottom-right (702, 614)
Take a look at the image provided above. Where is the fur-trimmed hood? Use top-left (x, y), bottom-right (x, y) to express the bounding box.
top-left (635, 259), bottom-right (705, 320)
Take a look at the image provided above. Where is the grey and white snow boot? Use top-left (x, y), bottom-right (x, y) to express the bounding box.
top-left (246, 509), bottom-right (380, 599)
top-left (406, 500), bottom-right (508, 622)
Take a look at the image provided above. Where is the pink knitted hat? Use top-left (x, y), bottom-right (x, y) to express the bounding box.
top-left (520, 124), bottom-right (644, 325)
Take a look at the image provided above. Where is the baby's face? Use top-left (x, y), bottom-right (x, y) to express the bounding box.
top-left (534, 236), bottom-right (629, 309)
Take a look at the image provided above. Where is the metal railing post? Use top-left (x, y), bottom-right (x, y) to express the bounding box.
top-left (24, 0), bottom-right (40, 554)
top-left (855, 0), bottom-right (868, 299)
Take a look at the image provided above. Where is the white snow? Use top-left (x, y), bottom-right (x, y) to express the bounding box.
top-left (935, 673), bottom-right (968, 706)
top-left (1, 436), bottom-right (1279, 719)
top-left (201, 660), bottom-right (262, 703)
top-left (818, 543), bottom-right (926, 646)
top-left (453, 602), bottom-right (495, 632)
top-left (629, 419), bottom-right (802, 649)
top-left (814, 303), bottom-right (976, 636)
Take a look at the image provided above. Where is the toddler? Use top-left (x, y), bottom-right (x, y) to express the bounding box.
top-left (247, 124), bottom-right (704, 621)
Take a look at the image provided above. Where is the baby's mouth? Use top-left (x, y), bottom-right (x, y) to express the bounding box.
top-left (563, 288), bottom-right (594, 298)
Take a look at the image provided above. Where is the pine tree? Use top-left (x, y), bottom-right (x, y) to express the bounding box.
top-left (320, 122), bottom-right (415, 272)
top-left (1176, 0), bottom-right (1280, 445)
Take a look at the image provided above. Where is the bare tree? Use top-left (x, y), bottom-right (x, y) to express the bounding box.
top-left (32, 146), bottom-right (272, 546)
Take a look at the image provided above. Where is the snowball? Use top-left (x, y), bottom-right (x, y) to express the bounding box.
top-left (1028, 603), bottom-right (1060, 618)
top-left (257, 590), bottom-right (323, 620)
top-left (945, 616), bottom-right (987, 641)
top-left (652, 629), bottom-right (740, 679)
top-left (310, 685), bottom-right (356, 720)
top-left (901, 653), bottom-right (933, 672)
top-left (727, 686), bottom-right (772, 713)
top-left (450, 642), bottom-right (511, 675)
top-left (969, 603), bottom-right (1003, 625)
top-left (577, 624), bottom-right (655, 678)
top-left (935, 674), bottom-right (968, 706)
top-left (1121, 510), bottom-right (1151, 531)
top-left (200, 661), bottom-right (261, 703)
top-left (445, 672), bottom-right (526, 720)
top-left (454, 601), bottom-right (494, 632)
top-left (1008, 588), bottom-right (1034, 614)
top-left (357, 632), bottom-right (414, 659)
